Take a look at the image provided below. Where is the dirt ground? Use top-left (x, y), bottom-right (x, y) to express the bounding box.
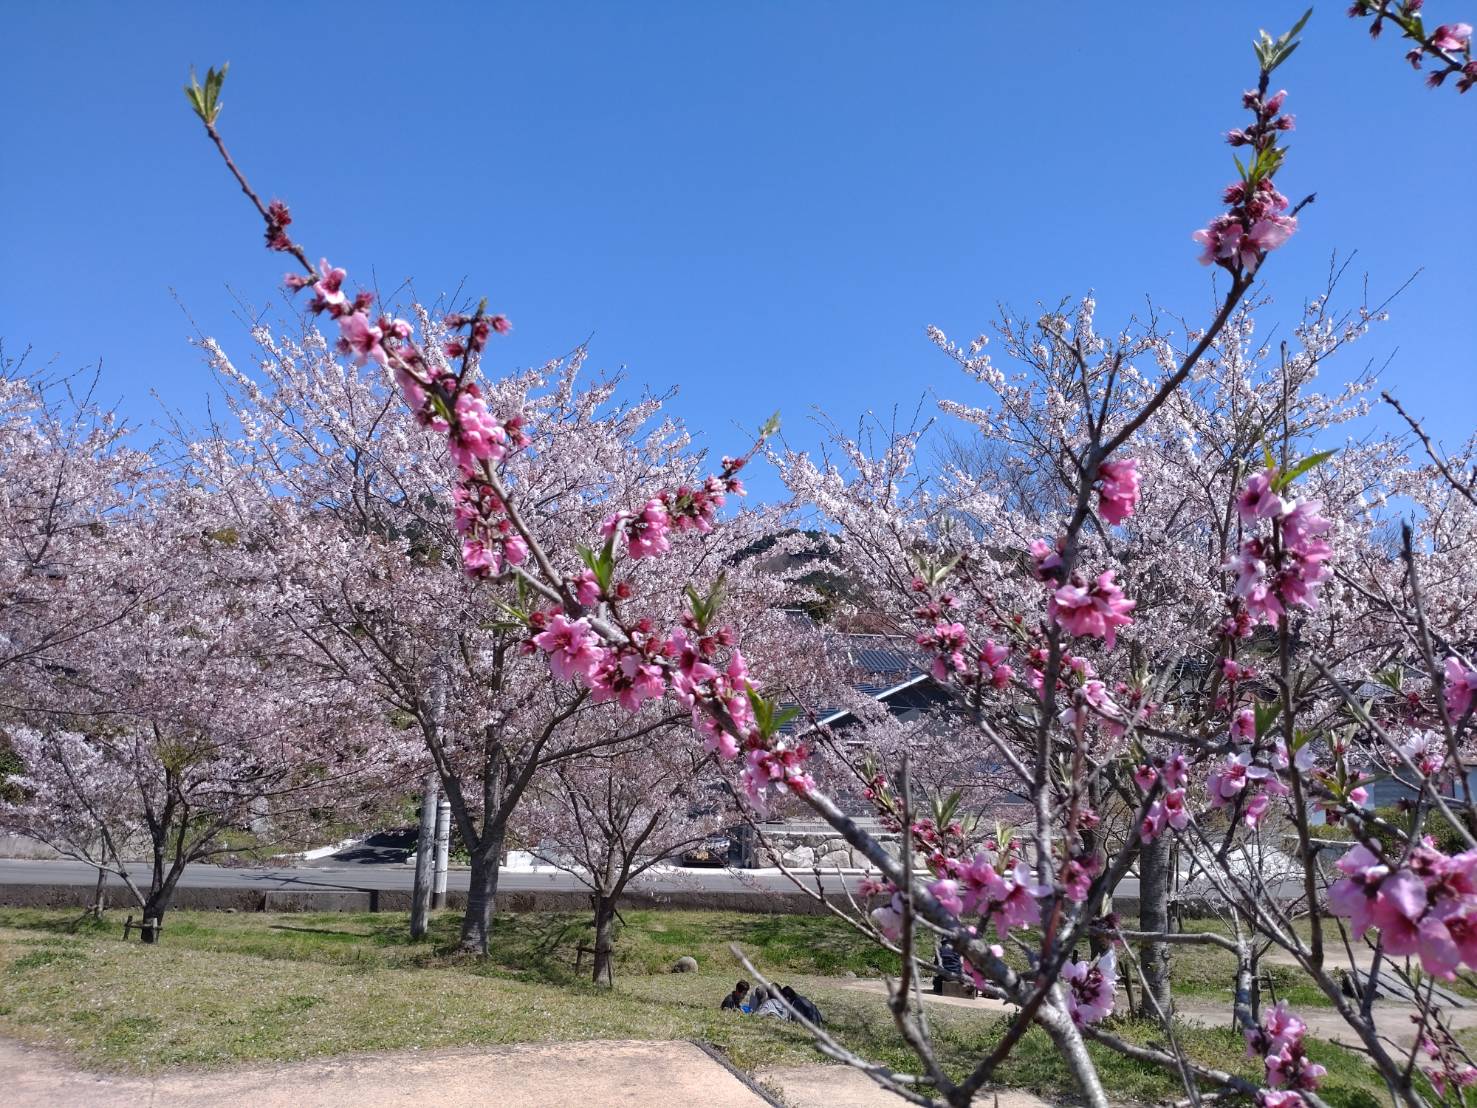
top-left (0, 1038), bottom-right (768, 1107)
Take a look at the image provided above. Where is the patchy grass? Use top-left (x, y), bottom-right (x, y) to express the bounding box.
top-left (0, 908), bottom-right (1390, 1105)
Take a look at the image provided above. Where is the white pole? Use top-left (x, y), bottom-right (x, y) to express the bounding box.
top-left (432, 797), bottom-right (451, 909)
top-left (410, 772), bottom-right (438, 939)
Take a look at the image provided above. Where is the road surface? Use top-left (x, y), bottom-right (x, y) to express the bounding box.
top-left (0, 855), bottom-right (1141, 902)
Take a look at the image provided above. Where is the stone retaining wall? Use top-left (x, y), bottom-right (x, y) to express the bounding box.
top-left (0, 882), bottom-right (861, 917)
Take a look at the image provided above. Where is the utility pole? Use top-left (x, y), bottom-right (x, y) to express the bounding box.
top-left (410, 772), bottom-right (438, 940)
top-left (432, 795), bottom-right (451, 909)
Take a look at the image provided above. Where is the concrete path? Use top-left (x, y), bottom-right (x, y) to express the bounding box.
top-left (839, 979), bottom-right (1017, 1012)
top-left (0, 1038), bottom-right (769, 1107)
top-left (759, 1064), bottom-right (1053, 1107)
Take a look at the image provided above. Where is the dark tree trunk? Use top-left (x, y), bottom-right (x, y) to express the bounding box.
top-left (140, 886), bottom-right (175, 944)
top-left (591, 894), bottom-right (618, 987)
top-left (1138, 830), bottom-right (1173, 1017)
top-left (458, 829), bottom-right (504, 955)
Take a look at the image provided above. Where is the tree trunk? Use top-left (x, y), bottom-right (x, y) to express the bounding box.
top-left (410, 773), bottom-right (438, 940)
top-left (1138, 830), bottom-right (1173, 1017)
top-left (591, 894), bottom-right (618, 987)
top-left (458, 830), bottom-right (504, 955)
top-left (89, 867), bottom-right (107, 919)
top-left (140, 887), bottom-right (174, 944)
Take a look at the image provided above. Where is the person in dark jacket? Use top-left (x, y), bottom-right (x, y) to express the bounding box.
top-left (721, 980), bottom-right (750, 1011)
top-left (780, 985), bottom-right (823, 1025)
top-left (933, 939), bottom-right (962, 993)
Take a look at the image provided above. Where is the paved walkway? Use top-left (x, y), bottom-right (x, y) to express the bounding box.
top-left (759, 1064), bottom-right (1053, 1106)
top-left (0, 1038), bottom-right (769, 1107)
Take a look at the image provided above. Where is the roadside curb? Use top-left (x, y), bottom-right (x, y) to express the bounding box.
top-left (689, 1040), bottom-right (785, 1107)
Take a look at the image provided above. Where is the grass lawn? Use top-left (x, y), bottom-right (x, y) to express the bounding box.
top-left (0, 907), bottom-right (1391, 1105)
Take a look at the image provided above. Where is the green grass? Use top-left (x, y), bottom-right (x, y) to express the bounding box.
top-left (0, 908), bottom-right (1393, 1105)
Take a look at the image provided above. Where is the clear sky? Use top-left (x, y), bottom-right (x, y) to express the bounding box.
top-left (3, 2), bottom-right (1473, 500)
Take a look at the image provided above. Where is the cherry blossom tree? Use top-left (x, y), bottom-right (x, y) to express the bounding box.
top-left (520, 729), bottom-right (723, 986)
top-left (182, 8), bottom-right (1477, 1104)
top-left (0, 353), bottom-right (161, 706)
top-left (190, 323), bottom-right (812, 955)
top-left (2, 480), bottom-right (395, 939)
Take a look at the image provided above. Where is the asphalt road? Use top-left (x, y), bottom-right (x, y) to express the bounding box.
top-left (0, 856), bottom-right (1141, 901)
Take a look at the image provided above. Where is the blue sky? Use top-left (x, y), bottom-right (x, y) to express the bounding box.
top-left (3, 2), bottom-right (1473, 500)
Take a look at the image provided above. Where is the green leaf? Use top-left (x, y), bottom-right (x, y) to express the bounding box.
top-left (1254, 700), bottom-right (1284, 739)
top-left (1274, 449), bottom-right (1336, 490)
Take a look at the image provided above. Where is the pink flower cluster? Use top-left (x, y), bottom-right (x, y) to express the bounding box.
top-left (288, 258), bottom-right (414, 373)
top-left (908, 591), bottom-right (1015, 692)
top-left (1350, 0), bottom-right (1477, 92)
top-left (1330, 841), bottom-right (1477, 978)
top-left (1048, 570), bottom-right (1135, 649)
top-left (1207, 751), bottom-right (1287, 829)
top-left (1061, 950), bottom-right (1117, 1026)
top-left (1246, 1001), bottom-right (1326, 1098)
top-left (916, 621), bottom-right (970, 681)
top-left (1446, 655), bottom-right (1477, 719)
top-left (1136, 751), bottom-right (1191, 843)
top-left (1418, 1024), bottom-right (1477, 1098)
top-left (929, 856), bottom-right (1049, 938)
top-left (454, 476), bottom-right (531, 579)
top-left (1225, 468), bottom-right (1332, 629)
top-left (1095, 457), bottom-right (1140, 525)
top-left (599, 472), bottom-right (744, 561)
top-left (1192, 87), bottom-right (1298, 272)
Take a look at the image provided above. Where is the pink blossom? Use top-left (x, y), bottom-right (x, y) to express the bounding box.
top-left (918, 621), bottom-right (970, 681)
top-left (1162, 788), bottom-right (1191, 831)
top-left (1370, 869), bottom-right (1431, 955)
top-left (1432, 22), bottom-right (1473, 51)
top-left (870, 892), bottom-right (905, 941)
top-left (1230, 707), bottom-right (1256, 743)
top-left (1207, 751), bottom-right (1262, 806)
top-left (574, 570), bottom-right (602, 607)
top-left (591, 649), bottom-right (666, 711)
top-left (1048, 571), bottom-right (1135, 649)
top-left (1029, 537), bottom-right (1063, 581)
top-left (1162, 750), bottom-right (1189, 789)
top-left (532, 615), bottom-right (605, 684)
top-left (1096, 458), bottom-right (1141, 524)
top-left (601, 499), bottom-right (672, 560)
top-left (1243, 791), bottom-right (1271, 828)
top-left (1061, 950), bottom-right (1116, 1025)
top-left (1399, 729), bottom-right (1446, 776)
top-left (1445, 656), bottom-right (1477, 719)
top-left (930, 878), bottom-right (964, 916)
top-left (1236, 468), bottom-right (1287, 523)
top-left (337, 312), bottom-right (386, 367)
top-left (1327, 844), bottom-right (1388, 937)
top-left (1061, 856), bottom-right (1098, 902)
top-left (311, 258), bottom-right (347, 310)
top-left (461, 538), bottom-right (502, 578)
top-left (447, 390), bottom-right (509, 474)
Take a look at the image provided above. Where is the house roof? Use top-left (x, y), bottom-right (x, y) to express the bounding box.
top-left (778, 612), bottom-right (937, 733)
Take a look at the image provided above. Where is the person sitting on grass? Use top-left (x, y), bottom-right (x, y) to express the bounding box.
top-left (721, 980), bottom-right (750, 1011)
top-left (780, 985), bottom-right (823, 1026)
top-left (749, 985), bottom-right (790, 1019)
